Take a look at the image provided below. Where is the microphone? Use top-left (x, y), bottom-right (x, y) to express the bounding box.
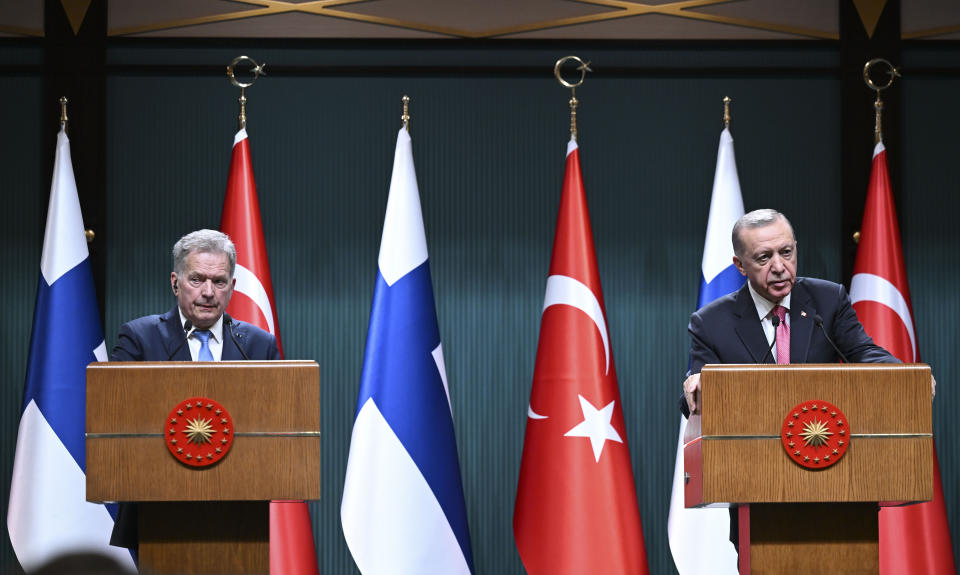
top-left (813, 314), bottom-right (850, 363)
top-left (760, 315), bottom-right (781, 364)
top-left (224, 316), bottom-right (250, 360)
top-left (166, 319), bottom-right (194, 361)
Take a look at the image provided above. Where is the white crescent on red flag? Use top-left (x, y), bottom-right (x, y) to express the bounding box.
top-left (514, 139), bottom-right (650, 574)
top-left (851, 142), bottom-right (956, 575)
top-left (851, 143), bottom-right (915, 362)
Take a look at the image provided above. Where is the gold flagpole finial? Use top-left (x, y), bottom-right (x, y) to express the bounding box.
top-left (569, 94), bottom-right (579, 141)
top-left (59, 96), bottom-right (68, 132)
top-left (723, 96), bottom-right (732, 129)
top-left (554, 55), bottom-right (591, 141)
top-left (226, 55), bottom-right (266, 130)
top-left (238, 89), bottom-right (247, 130)
top-left (863, 58), bottom-right (900, 145)
top-left (402, 95), bottom-right (411, 132)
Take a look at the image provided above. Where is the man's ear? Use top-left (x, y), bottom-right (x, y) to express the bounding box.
top-left (732, 255), bottom-right (746, 276)
top-left (171, 273), bottom-right (179, 294)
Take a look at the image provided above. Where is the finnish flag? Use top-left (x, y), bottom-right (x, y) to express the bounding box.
top-left (7, 129), bottom-right (135, 572)
top-left (341, 127), bottom-right (473, 574)
top-left (667, 126), bottom-right (744, 575)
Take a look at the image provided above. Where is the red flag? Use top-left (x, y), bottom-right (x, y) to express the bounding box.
top-left (513, 140), bottom-right (649, 574)
top-left (220, 129), bottom-right (318, 575)
top-left (851, 142), bottom-right (956, 575)
top-left (221, 129), bottom-right (283, 356)
top-left (269, 502), bottom-right (320, 575)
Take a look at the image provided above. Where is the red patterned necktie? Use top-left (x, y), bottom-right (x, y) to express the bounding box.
top-left (773, 305), bottom-right (789, 364)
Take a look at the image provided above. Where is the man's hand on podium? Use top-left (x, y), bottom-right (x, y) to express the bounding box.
top-left (683, 373), bottom-right (701, 415)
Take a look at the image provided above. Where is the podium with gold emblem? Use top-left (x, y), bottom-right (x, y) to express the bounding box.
top-left (86, 361), bottom-right (320, 575)
top-left (684, 364), bottom-right (932, 574)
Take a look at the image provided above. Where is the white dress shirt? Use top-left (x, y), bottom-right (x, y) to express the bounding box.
top-left (177, 309), bottom-right (224, 361)
top-left (746, 282), bottom-right (792, 347)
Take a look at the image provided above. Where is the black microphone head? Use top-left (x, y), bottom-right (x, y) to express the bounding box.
top-left (771, 315), bottom-right (781, 327)
top-left (223, 314), bottom-right (250, 360)
top-left (167, 318), bottom-right (195, 361)
top-left (813, 314), bottom-right (824, 327)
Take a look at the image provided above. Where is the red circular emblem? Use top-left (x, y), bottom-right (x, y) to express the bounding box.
top-left (781, 400), bottom-right (849, 470)
top-left (164, 397), bottom-right (233, 467)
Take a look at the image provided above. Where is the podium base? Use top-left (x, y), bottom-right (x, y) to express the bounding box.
top-left (139, 501), bottom-right (269, 575)
top-left (739, 502), bottom-right (879, 575)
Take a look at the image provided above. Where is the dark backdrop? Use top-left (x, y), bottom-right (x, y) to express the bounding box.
top-left (1, 41), bottom-right (957, 574)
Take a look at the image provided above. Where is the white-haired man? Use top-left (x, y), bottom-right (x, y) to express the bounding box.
top-left (109, 229), bottom-right (279, 550)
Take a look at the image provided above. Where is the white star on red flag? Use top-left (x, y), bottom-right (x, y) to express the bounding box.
top-left (564, 395), bottom-right (622, 462)
top-left (514, 138), bottom-right (649, 574)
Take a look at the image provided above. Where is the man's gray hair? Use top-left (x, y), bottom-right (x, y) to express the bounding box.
top-left (172, 229), bottom-right (237, 278)
top-left (731, 209), bottom-right (795, 258)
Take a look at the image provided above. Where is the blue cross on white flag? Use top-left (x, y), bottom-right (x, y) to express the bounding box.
top-left (7, 129), bottom-right (136, 572)
top-left (666, 125), bottom-right (744, 575)
top-left (341, 126), bottom-right (474, 574)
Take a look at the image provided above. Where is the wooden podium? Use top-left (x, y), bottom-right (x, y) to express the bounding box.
top-left (684, 364), bottom-right (932, 575)
top-left (86, 361), bottom-right (321, 575)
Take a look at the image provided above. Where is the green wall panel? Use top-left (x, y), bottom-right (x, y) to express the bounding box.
top-left (0, 74), bottom-right (44, 575)
top-left (902, 70), bottom-right (960, 566)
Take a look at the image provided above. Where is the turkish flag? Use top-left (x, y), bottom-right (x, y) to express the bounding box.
top-left (513, 140), bottom-right (649, 574)
top-left (220, 129), bottom-right (318, 575)
top-left (221, 129), bottom-right (284, 356)
top-left (851, 142), bottom-right (956, 575)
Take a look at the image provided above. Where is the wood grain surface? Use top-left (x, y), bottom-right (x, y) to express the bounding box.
top-left (685, 364), bottom-right (932, 506)
top-left (86, 361), bottom-right (321, 502)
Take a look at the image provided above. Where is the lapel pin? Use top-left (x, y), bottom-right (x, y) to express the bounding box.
top-left (801, 310), bottom-right (807, 318)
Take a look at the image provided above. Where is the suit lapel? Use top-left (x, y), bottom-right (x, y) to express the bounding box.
top-left (732, 284), bottom-right (771, 363)
top-left (159, 307), bottom-right (191, 361)
top-left (789, 279), bottom-right (816, 363)
top-left (221, 314), bottom-right (243, 361)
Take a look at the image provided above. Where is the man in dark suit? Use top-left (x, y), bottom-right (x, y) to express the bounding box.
top-left (678, 209), bottom-right (936, 550)
top-left (109, 229), bottom-right (279, 550)
top-left (681, 209), bottom-right (899, 418)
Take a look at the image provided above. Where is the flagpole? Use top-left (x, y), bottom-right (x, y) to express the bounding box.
top-left (58, 96), bottom-right (96, 245)
top-left (7, 96), bottom-right (137, 572)
top-left (667, 95), bottom-right (743, 575)
top-left (223, 54), bottom-right (319, 575)
top-left (59, 96), bottom-right (68, 132)
top-left (554, 55), bottom-right (592, 141)
top-left (855, 57), bottom-right (957, 575)
top-left (862, 58), bottom-right (900, 145)
top-left (227, 55), bottom-right (267, 130)
top-left (515, 55), bottom-right (650, 575)
top-left (854, 58), bottom-right (901, 246)
top-left (342, 91), bottom-right (474, 575)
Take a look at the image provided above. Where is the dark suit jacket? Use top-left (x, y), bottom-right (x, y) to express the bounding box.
top-left (682, 277), bottom-right (897, 418)
top-left (109, 306), bottom-right (280, 550)
top-left (111, 306), bottom-right (280, 362)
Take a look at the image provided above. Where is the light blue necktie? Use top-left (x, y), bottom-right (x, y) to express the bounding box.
top-left (194, 330), bottom-right (214, 361)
